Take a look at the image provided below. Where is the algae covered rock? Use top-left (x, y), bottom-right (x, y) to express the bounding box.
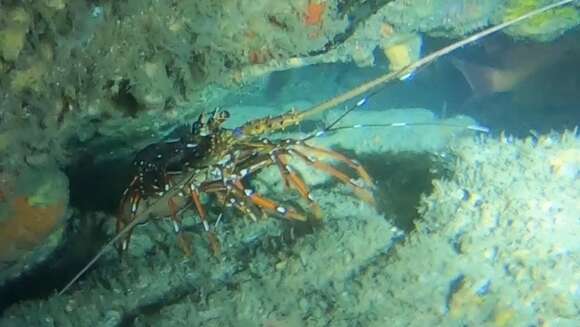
top-left (0, 112), bottom-right (577, 326)
top-left (500, 0), bottom-right (580, 41)
top-left (0, 185), bottom-right (398, 326)
top-left (345, 129), bottom-right (580, 325)
top-left (0, 6), bottom-right (31, 61)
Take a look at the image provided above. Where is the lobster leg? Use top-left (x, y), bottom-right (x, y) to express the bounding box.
top-left (188, 184), bottom-right (210, 231)
top-left (233, 143), bottom-right (324, 219)
top-left (208, 151), bottom-right (304, 221)
top-left (117, 184), bottom-right (141, 253)
top-left (295, 143), bottom-right (373, 184)
top-left (165, 196), bottom-right (193, 256)
top-left (196, 180), bottom-right (259, 220)
top-left (242, 140), bottom-right (374, 207)
top-left (188, 184), bottom-right (223, 255)
top-left (167, 197), bottom-right (182, 231)
top-left (274, 153), bottom-right (323, 219)
top-left (229, 181), bottom-right (263, 221)
top-left (287, 145), bottom-right (375, 205)
top-left (231, 179), bottom-right (307, 221)
top-left (177, 181), bottom-right (226, 255)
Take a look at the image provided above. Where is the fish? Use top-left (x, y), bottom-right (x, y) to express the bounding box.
top-left (451, 34), bottom-right (577, 99)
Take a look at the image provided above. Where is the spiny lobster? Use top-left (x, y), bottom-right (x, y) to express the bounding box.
top-left (117, 106), bottom-right (377, 254)
top-left (59, 0), bottom-right (576, 295)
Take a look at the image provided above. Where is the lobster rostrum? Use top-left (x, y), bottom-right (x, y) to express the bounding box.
top-left (59, 0), bottom-right (575, 295)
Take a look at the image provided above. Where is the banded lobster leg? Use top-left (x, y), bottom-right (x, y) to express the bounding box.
top-left (228, 138), bottom-right (374, 221)
top-left (117, 157), bottom-right (223, 253)
top-left (169, 177), bottom-right (224, 255)
top-left (117, 174), bottom-right (195, 255)
top-left (165, 196), bottom-right (193, 256)
top-left (269, 142), bottom-right (375, 204)
top-left (232, 137), bottom-right (375, 220)
top-left (120, 162), bottom-right (308, 256)
top-left (286, 142), bottom-right (375, 205)
top-left (230, 179), bottom-right (307, 221)
top-left (116, 176), bottom-right (144, 253)
top-left (273, 152), bottom-right (323, 219)
top-left (201, 176), bottom-right (308, 222)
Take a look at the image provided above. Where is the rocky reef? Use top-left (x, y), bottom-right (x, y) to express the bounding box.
top-left (0, 0), bottom-right (579, 325)
top-left (1, 106), bottom-right (578, 325)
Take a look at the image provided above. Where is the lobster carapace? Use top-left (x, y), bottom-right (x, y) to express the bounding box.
top-left (59, 0), bottom-right (576, 295)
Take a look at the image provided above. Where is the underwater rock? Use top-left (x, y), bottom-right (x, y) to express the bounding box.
top-left (1, 116), bottom-right (578, 326)
top-left (0, 0), bottom-right (578, 175)
top-left (354, 129), bottom-right (580, 325)
top-left (0, 7), bottom-right (31, 61)
top-left (0, 1), bottom-right (579, 325)
top-left (0, 185), bottom-right (397, 325)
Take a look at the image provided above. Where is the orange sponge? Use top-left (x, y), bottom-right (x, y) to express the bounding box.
top-left (0, 196), bottom-right (66, 267)
top-left (304, 1), bottom-right (326, 26)
top-left (0, 167), bottom-right (69, 272)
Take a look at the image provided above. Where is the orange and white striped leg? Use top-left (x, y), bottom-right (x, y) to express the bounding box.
top-left (273, 153), bottom-right (323, 219)
top-left (231, 179), bottom-right (307, 221)
top-left (167, 196), bottom-right (193, 256)
top-left (288, 145), bottom-right (375, 205)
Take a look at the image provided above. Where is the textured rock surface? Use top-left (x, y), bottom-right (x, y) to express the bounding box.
top-left (1, 1), bottom-right (579, 325)
top-left (2, 0), bottom-right (577, 172)
top-left (2, 122), bottom-right (577, 326)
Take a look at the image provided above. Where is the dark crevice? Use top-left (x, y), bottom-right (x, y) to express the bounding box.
top-left (66, 156), bottom-right (131, 213)
top-left (0, 213), bottom-right (108, 315)
top-left (110, 79), bottom-right (143, 117)
top-left (339, 150), bottom-right (445, 233)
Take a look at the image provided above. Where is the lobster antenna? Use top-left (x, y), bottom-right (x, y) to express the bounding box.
top-left (58, 172), bottom-right (200, 295)
top-left (323, 121), bottom-right (490, 135)
top-left (303, 111), bottom-right (490, 141)
top-left (57, 213), bottom-right (143, 295)
top-left (302, 88), bottom-right (490, 141)
top-left (296, 0), bottom-right (576, 122)
top-left (302, 92), bottom-right (375, 141)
